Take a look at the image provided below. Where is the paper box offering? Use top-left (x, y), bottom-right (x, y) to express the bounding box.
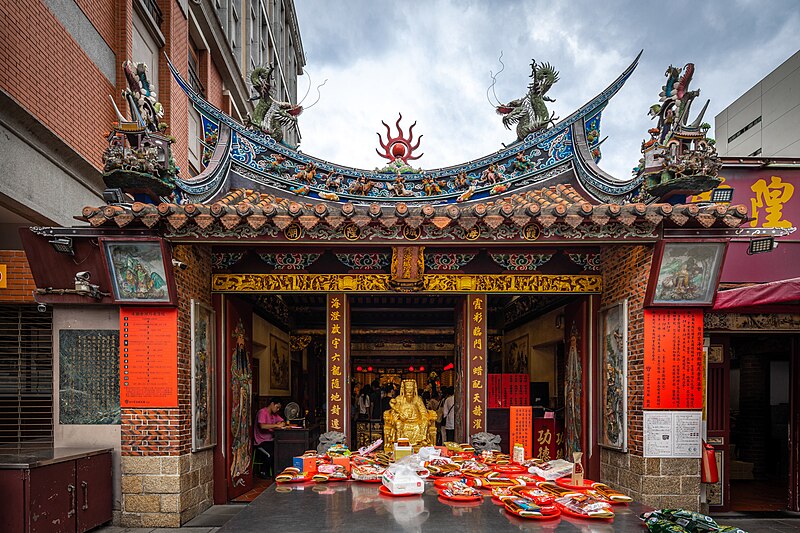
top-left (293, 455), bottom-right (318, 474)
top-left (382, 463), bottom-right (424, 495)
top-left (332, 455), bottom-right (351, 473)
top-left (394, 441), bottom-right (413, 462)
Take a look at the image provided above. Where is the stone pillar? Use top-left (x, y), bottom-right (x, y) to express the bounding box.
top-left (119, 245), bottom-right (213, 527)
top-left (599, 244), bottom-right (701, 511)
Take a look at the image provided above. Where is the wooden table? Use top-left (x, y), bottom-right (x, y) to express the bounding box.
top-left (274, 424), bottom-right (321, 471)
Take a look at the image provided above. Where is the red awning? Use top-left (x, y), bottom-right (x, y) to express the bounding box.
top-left (713, 277), bottom-right (800, 312)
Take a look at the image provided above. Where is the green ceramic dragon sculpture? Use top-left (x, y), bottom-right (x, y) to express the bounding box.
top-left (246, 64), bottom-right (302, 145)
top-left (496, 60), bottom-right (560, 142)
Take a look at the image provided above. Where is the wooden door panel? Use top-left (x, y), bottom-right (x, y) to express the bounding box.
top-left (29, 462), bottom-right (75, 533)
top-left (707, 339), bottom-right (730, 512)
top-left (76, 453), bottom-right (113, 532)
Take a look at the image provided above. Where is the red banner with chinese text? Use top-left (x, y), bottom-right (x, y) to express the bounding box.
top-left (327, 294), bottom-right (349, 438)
top-left (644, 308), bottom-right (704, 409)
top-left (510, 406), bottom-right (533, 459)
top-left (120, 307), bottom-right (178, 408)
top-left (466, 295), bottom-right (487, 436)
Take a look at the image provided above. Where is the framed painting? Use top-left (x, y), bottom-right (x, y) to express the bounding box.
top-left (504, 334), bottom-right (529, 375)
top-left (268, 333), bottom-right (291, 396)
top-left (646, 241), bottom-right (727, 306)
top-left (599, 300), bottom-right (627, 451)
top-left (99, 237), bottom-right (176, 305)
top-left (191, 300), bottom-right (216, 451)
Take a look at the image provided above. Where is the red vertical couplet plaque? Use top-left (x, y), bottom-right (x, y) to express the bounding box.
top-left (466, 294), bottom-right (487, 437)
top-left (120, 307), bottom-right (178, 408)
top-left (533, 418), bottom-right (558, 462)
top-left (644, 308), bottom-right (704, 409)
top-left (510, 406), bottom-right (533, 459)
top-left (327, 294), bottom-right (348, 437)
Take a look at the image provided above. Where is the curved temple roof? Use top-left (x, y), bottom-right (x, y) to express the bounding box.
top-left (168, 53), bottom-right (647, 208)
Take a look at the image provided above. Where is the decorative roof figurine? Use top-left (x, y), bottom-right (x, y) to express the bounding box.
top-left (102, 61), bottom-right (177, 202)
top-left (375, 113), bottom-right (424, 173)
top-left (494, 59), bottom-right (560, 142)
top-left (634, 63), bottom-right (721, 202)
top-left (245, 64), bottom-right (304, 146)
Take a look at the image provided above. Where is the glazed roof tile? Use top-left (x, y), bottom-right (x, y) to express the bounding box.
top-left (80, 185), bottom-right (748, 233)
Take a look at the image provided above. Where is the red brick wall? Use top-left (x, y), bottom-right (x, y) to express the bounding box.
top-left (0, 0), bottom-right (116, 170)
top-left (159, 0), bottom-right (190, 178)
top-left (121, 244), bottom-right (211, 456)
top-left (600, 244), bottom-right (654, 456)
top-left (0, 250), bottom-right (36, 303)
top-left (74, 0), bottom-right (115, 47)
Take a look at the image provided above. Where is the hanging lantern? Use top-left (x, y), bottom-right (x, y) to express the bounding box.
top-left (356, 366), bottom-right (363, 372)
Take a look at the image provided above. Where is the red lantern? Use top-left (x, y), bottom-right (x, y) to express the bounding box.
top-left (419, 366), bottom-right (425, 372)
top-left (409, 366), bottom-right (414, 372)
top-left (356, 366), bottom-right (363, 372)
top-left (367, 366), bottom-right (373, 372)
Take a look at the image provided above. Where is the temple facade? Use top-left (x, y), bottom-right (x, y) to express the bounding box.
top-left (13, 50), bottom-right (799, 528)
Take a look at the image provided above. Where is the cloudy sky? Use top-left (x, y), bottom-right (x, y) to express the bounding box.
top-left (292, 1), bottom-right (799, 180)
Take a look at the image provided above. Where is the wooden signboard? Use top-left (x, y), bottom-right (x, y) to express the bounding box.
top-left (643, 309), bottom-right (704, 409)
top-left (120, 307), bottom-right (178, 408)
top-left (510, 406), bottom-right (533, 459)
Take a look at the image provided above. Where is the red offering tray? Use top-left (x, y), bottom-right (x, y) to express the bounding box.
top-left (491, 496), bottom-right (506, 506)
top-left (504, 507), bottom-right (561, 520)
top-left (492, 464), bottom-right (527, 475)
top-left (437, 489), bottom-right (483, 502)
top-left (555, 477), bottom-right (596, 490)
top-left (378, 485), bottom-right (422, 497)
top-left (437, 496), bottom-right (483, 508)
top-left (433, 477), bottom-right (472, 489)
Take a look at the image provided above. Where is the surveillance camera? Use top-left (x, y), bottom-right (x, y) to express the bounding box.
top-left (37, 303), bottom-right (47, 313)
top-left (75, 271), bottom-right (91, 282)
top-left (172, 259), bottom-right (188, 270)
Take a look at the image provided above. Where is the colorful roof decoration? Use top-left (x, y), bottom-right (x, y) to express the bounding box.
top-left (89, 52), bottom-right (745, 243)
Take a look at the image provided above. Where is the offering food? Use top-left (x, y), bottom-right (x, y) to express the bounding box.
top-left (351, 463), bottom-right (385, 482)
top-left (528, 459), bottom-right (575, 480)
top-left (590, 482), bottom-right (633, 503)
top-left (439, 480), bottom-right (483, 501)
top-left (275, 467), bottom-right (311, 483)
top-left (500, 495), bottom-right (560, 519)
top-left (554, 493), bottom-right (614, 519)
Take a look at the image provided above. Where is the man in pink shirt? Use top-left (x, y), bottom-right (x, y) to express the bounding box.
top-left (254, 398), bottom-right (286, 478)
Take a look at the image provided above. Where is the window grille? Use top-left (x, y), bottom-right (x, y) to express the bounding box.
top-left (0, 305), bottom-right (53, 446)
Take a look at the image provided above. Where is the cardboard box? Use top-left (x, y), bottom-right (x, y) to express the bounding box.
top-left (381, 468), bottom-right (424, 495)
top-left (292, 455), bottom-right (317, 473)
top-left (331, 455), bottom-right (351, 473)
top-left (394, 443), bottom-right (413, 462)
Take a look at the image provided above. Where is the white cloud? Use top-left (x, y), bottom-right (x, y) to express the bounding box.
top-left (293, 1), bottom-right (800, 179)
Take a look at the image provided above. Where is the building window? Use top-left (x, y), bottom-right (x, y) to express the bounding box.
top-left (0, 305), bottom-right (53, 445)
top-left (728, 116), bottom-right (762, 144)
top-left (188, 48), bottom-right (205, 97)
top-left (139, 0), bottom-right (163, 28)
top-left (229, 0), bottom-right (241, 53)
top-left (132, 10), bottom-right (159, 85)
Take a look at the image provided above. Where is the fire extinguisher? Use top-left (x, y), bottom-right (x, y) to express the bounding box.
top-left (701, 440), bottom-right (719, 483)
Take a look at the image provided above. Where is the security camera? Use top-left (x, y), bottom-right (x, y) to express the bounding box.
top-left (172, 259), bottom-right (188, 270)
top-left (37, 303), bottom-right (47, 313)
top-left (75, 271), bottom-right (91, 282)
top-left (75, 271), bottom-right (96, 293)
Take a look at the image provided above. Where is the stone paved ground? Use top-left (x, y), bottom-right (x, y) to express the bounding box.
top-left (93, 504), bottom-right (243, 532)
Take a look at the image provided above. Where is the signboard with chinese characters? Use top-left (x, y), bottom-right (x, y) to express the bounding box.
top-left (60, 329), bottom-right (120, 424)
top-left (533, 417), bottom-right (564, 461)
top-left (119, 307), bottom-right (178, 408)
top-left (644, 410), bottom-right (702, 458)
top-left (509, 406), bottom-right (532, 458)
top-left (326, 293), bottom-right (349, 438)
top-left (466, 294), bottom-right (487, 436)
top-left (644, 309), bottom-right (704, 409)
top-left (0, 264), bottom-right (6, 288)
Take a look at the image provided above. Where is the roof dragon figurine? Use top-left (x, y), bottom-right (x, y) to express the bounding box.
top-left (494, 59), bottom-right (560, 142)
top-left (634, 63), bottom-right (722, 202)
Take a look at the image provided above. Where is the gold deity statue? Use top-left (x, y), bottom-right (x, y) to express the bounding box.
top-left (383, 379), bottom-right (438, 448)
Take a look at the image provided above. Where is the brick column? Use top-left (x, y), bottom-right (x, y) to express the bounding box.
top-left (599, 244), bottom-right (702, 511)
top-left (119, 245), bottom-right (213, 527)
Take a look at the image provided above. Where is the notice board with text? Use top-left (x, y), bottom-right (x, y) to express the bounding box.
top-left (120, 307), bottom-right (178, 408)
